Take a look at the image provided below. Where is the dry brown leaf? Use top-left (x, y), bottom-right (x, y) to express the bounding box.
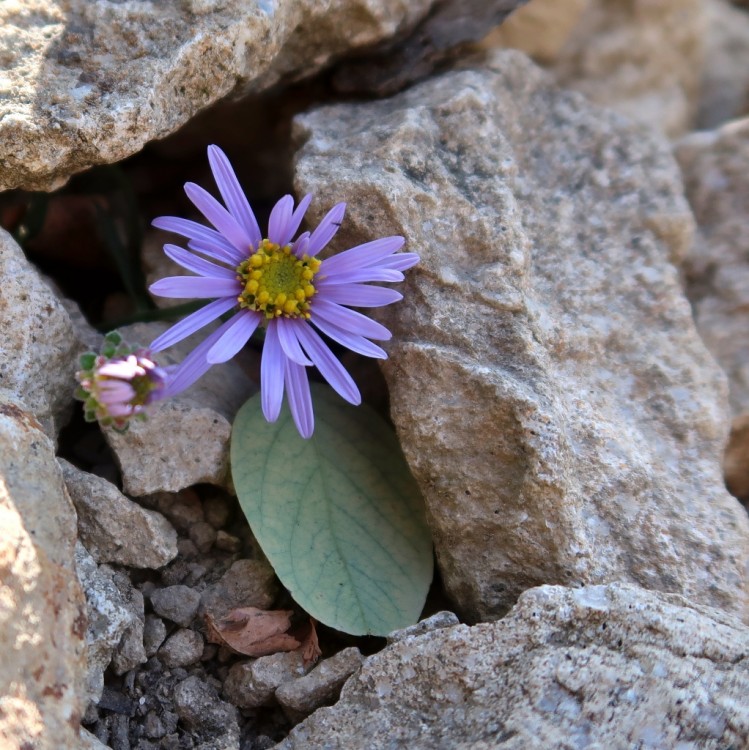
top-left (204, 607), bottom-right (301, 657)
top-left (299, 617), bottom-right (322, 666)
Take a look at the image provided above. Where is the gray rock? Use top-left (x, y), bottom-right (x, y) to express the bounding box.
top-left (0, 0), bottom-right (507, 191)
top-left (159, 629), bottom-right (205, 669)
top-left (151, 585), bottom-right (201, 628)
top-left (0, 392), bottom-right (87, 746)
top-left (278, 583), bottom-right (749, 749)
top-left (199, 558), bottom-right (278, 619)
top-left (0, 229), bottom-right (86, 437)
top-left (275, 648), bottom-right (364, 719)
top-left (203, 495), bottom-right (232, 529)
top-left (144, 615), bottom-right (168, 658)
top-left (76, 544), bottom-right (143, 703)
top-left (223, 652), bottom-right (306, 709)
top-left (104, 322), bottom-right (255, 495)
top-left (386, 611), bottom-right (460, 645)
top-left (61, 459), bottom-right (178, 569)
top-left (143, 489), bottom-right (205, 534)
top-left (110, 571), bottom-right (148, 676)
top-left (189, 521), bottom-right (217, 554)
top-left (173, 675), bottom-right (239, 747)
top-left (294, 49), bottom-right (749, 623)
top-left (79, 726), bottom-right (112, 750)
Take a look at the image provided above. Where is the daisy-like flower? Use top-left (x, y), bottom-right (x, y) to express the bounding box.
top-left (75, 332), bottom-right (169, 431)
top-left (149, 145), bottom-right (418, 438)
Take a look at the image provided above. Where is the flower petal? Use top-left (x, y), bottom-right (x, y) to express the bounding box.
top-left (312, 298), bottom-right (392, 340)
top-left (291, 231), bottom-right (310, 259)
top-left (311, 316), bottom-right (387, 359)
top-left (152, 216), bottom-right (240, 262)
top-left (163, 244), bottom-right (236, 278)
top-left (320, 236), bottom-right (405, 275)
top-left (284, 359), bottom-right (314, 438)
top-left (261, 321), bottom-right (285, 423)
top-left (318, 267), bottom-right (404, 285)
top-left (164, 316), bottom-right (237, 397)
top-left (307, 202), bottom-right (346, 256)
top-left (97, 380), bottom-right (136, 402)
top-left (185, 182), bottom-right (252, 254)
top-left (107, 403), bottom-right (134, 417)
top-left (97, 358), bottom-right (140, 379)
top-left (207, 145), bottom-right (262, 248)
top-left (207, 310), bottom-right (261, 364)
top-left (149, 276), bottom-right (241, 299)
top-left (294, 324), bottom-right (360, 405)
top-left (186, 238), bottom-right (245, 265)
top-left (267, 195), bottom-right (294, 246)
top-left (284, 194), bottom-right (312, 244)
top-left (150, 297), bottom-right (237, 352)
top-left (318, 283), bottom-right (403, 308)
top-left (276, 318), bottom-right (312, 366)
top-left (373, 252), bottom-right (420, 271)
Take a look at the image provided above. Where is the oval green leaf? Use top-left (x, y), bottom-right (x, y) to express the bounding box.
top-left (230, 383), bottom-right (433, 636)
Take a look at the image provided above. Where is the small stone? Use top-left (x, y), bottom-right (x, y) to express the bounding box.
top-left (203, 495), bottom-right (232, 529)
top-left (223, 652), bottom-right (306, 709)
top-left (79, 726), bottom-right (111, 750)
top-left (143, 616), bottom-right (168, 658)
top-left (189, 521), bottom-right (217, 554)
top-left (144, 711), bottom-right (166, 740)
top-left (159, 629), bottom-right (205, 669)
top-left (61, 459), bottom-right (178, 569)
top-left (173, 676), bottom-right (239, 739)
top-left (200, 559), bottom-right (277, 618)
top-left (110, 572), bottom-right (147, 675)
top-left (177, 538), bottom-right (200, 560)
top-left (387, 611), bottom-right (460, 644)
top-left (151, 585), bottom-right (201, 627)
top-left (214, 530), bottom-right (242, 553)
top-left (276, 648), bottom-right (364, 718)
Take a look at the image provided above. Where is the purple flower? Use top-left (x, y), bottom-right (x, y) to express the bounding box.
top-left (149, 145), bottom-right (417, 438)
top-left (75, 333), bottom-right (169, 431)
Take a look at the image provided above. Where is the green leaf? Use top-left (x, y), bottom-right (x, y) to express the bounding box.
top-left (231, 383), bottom-right (433, 637)
top-left (78, 352), bottom-right (96, 370)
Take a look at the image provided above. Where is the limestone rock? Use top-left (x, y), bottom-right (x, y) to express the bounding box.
top-left (0, 392), bottom-right (86, 748)
top-left (294, 50), bottom-right (749, 622)
top-left (223, 652), bottom-right (306, 709)
top-left (0, 228), bottom-right (86, 437)
top-left (61, 459), bottom-right (178, 569)
top-left (486, 0), bottom-right (705, 137)
top-left (158, 629), bottom-right (205, 669)
top-left (199, 558), bottom-right (278, 619)
top-left (173, 675), bottom-right (240, 748)
top-left (104, 322), bottom-right (256, 496)
top-left (150, 585), bottom-right (201, 628)
top-left (675, 118), bottom-right (749, 418)
top-left (0, 0), bottom-right (461, 191)
top-left (278, 583), bottom-right (749, 749)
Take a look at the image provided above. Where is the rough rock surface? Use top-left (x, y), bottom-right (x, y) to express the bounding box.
top-left (61, 459), bottom-right (178, 568)
top-left (223, 652), bottom-right (307, 709)
top-left (486, 0), bottom-right (705, 137)
top-left (279, 583), bottom-right (749, 749)
top-left (699, 0), bottom-right (749, 129)
top-left (0, 0), bottom-right (528, 191)
top-left (0, 391), bottom-right (86, 748)
top-left (173, 675), bottom-right (240, 749)
top-left (294, 50), bottom-right (749, 622)
top-left (75, 543), bottom-right (146, 705)
top-left (104, 322), bottom-right (256, 496)
top-left (675, 118), bottom-right (749, 418)
top-left (0, 228), bottom-right (85, 437)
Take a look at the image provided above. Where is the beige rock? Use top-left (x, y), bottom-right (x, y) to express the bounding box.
top-left (223, 652), bottom-right (307, 709)
top-left (486, 0), bottom-right (705, 137)
top-left (294, 50), bottom-right (749, 623)
top-left (482, 0), bottom-right (590, 63)
top-left (61, 459), bottom-right (178, 569)
top-left (698, 0), bottom-right (749, 129)
top-left (104, 321), bottom-right (256, 496)
top-left (0, 228), bottom-right (86, 437)
top-left (0, 392), bottom-right (86, 749)
top-left (676, 119), bottom-right (749, 417)
top-left (0, 0), bottom-right (441, 192)
top-left (278, 583), bottom-right (749, 749)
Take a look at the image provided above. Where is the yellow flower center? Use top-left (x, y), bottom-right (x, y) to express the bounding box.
top-left (236, 239), bottom-right (321, 319)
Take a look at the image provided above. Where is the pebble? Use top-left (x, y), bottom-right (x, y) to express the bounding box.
top-left (159, 629), bottom-right (205, 669)
top-left (150, 585), bottom-right (201, 627)
top-left (222, 651), bottom-right (306, 709)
